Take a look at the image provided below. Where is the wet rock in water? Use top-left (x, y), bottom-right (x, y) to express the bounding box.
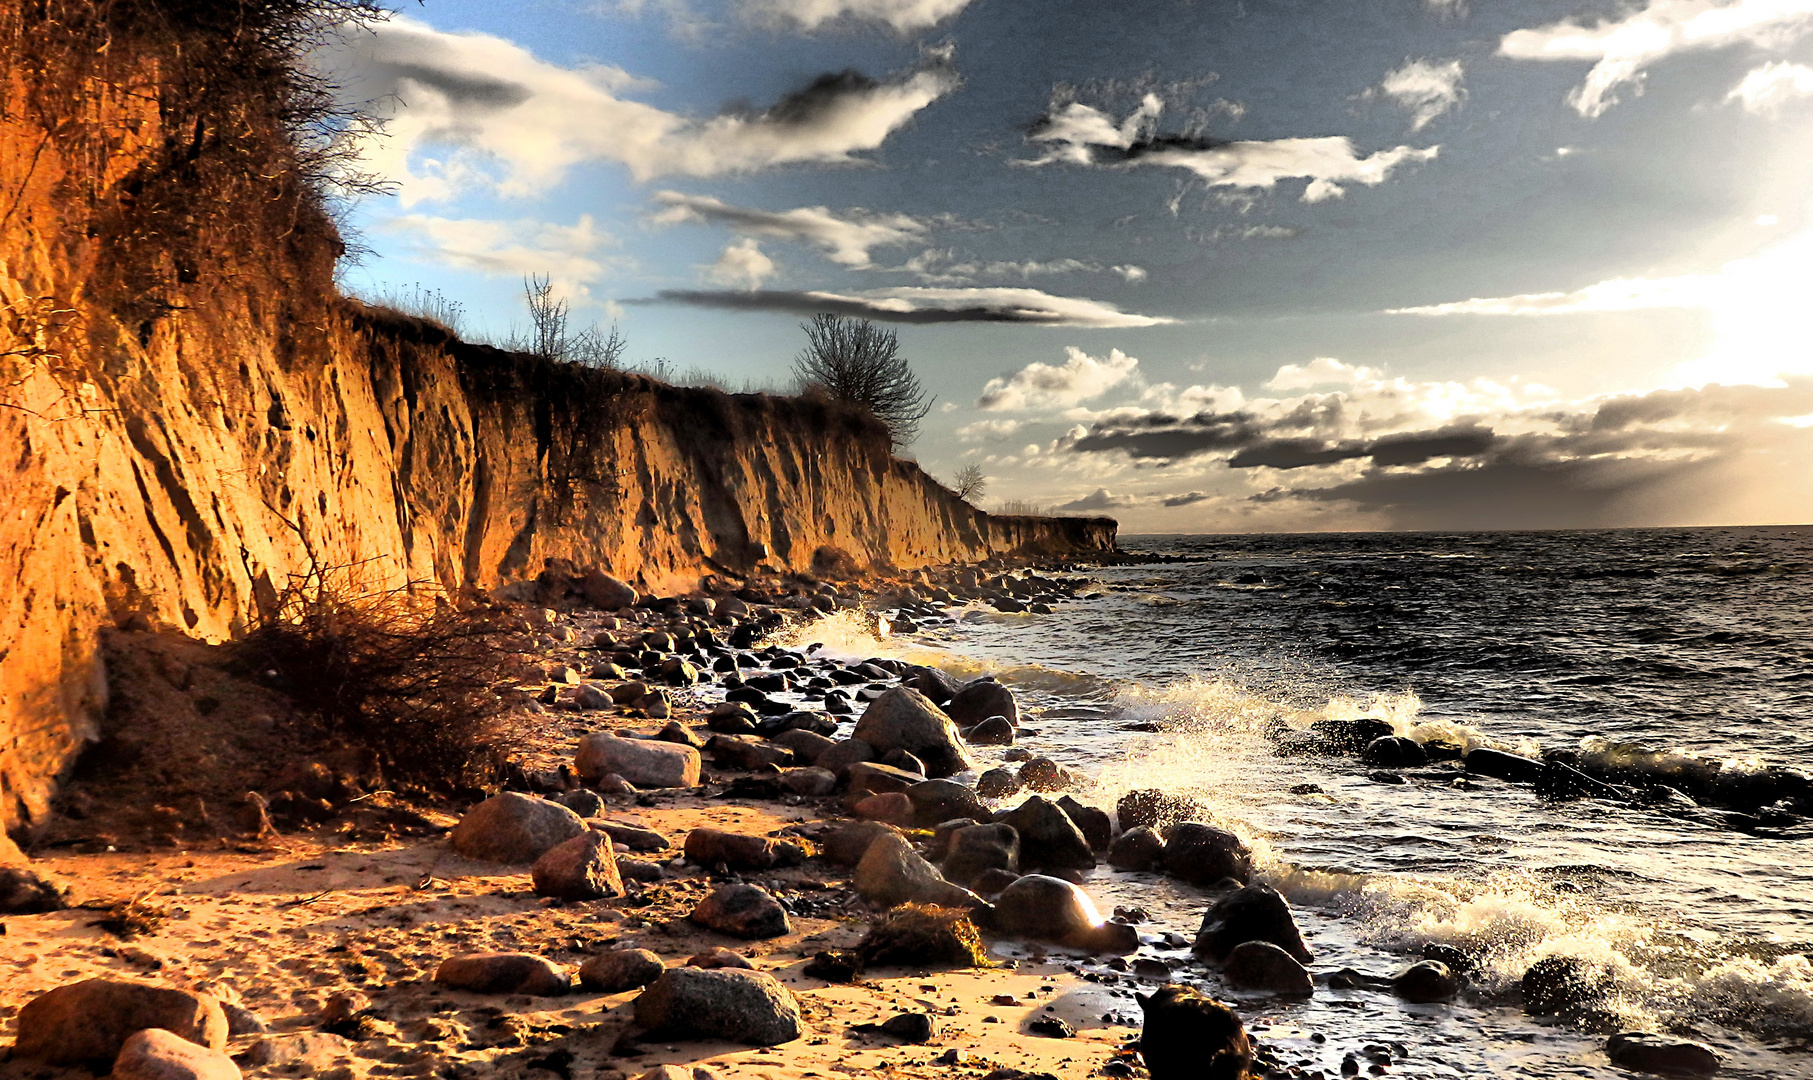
top-left (1392, 960), bottom-right (1459, 1003)
top-left (977, 767), bottom-right (1022, 799)
top-left (1423, 739), bottom-right (1466, 761)
top-left (847, 760), bottom-right (925, 800)
top-left (1369, 770), bottom-right (1408, 785)
top-left (633, 968), bottom-right (804, 1046)
top-left (817, 737), bottom-right (877, 778)
top-left (1019, 756), bottom-right (1071, 792)
top-left (111, 1027), bottom-right (239, 1080)
top-left (14, 978), bottom-right (229, 1064)
top-left (1222, 940), bottom-right (1314, 995)
top-left (0, 863), bottom-right (73, 914)
top-left (1193, 884), bottom-right (1311, 962)
top-left (780, 766), bottom-right (839, 796)
top-left (942, 823), bottom-right (1021, 887)
top-left (1604, 1033), bottom-right (1722, 1076)
top-left (964, 716), bottom-right (1016, 746)
top-left (1108, 826), bottom-right (1166, 871)
top-left (690, 884), bottom-right (792, 939)
top-left (683, 827), bottom-right (805, 870)
top-left (1362, 736), bottom-right (1428, 768)
top-left (947, 678), bottom-right (1020, 729)
top-left (853, 791), bottom-right (917, 826)
top-left (581, 949), bottom-right (667, 993)
top-left (1310, 717), bottom-right (1394, 753)
top-left (451, 792), bottom-right (588, 863)
top-left (998, 796), bottom-right (1096, 872)
top-left (906, 779), bottom-right (989, 827)
top-left (576, 734), bottom-right (702, 788)
top-left (1465, 747), bottom-right (1546, 785)
top-left (901, 664), bottom-right (959, 706)
top-left (1163, 822), bottom-right (1253, 886)
top-left (1057, 796), bottom-right (1113, 851)
top-left (582, 570), bottom-right (638, 610)
top-left (686, 947), bottom-right (754, 969)
top-left (852, 687), bottom-right (975, 778)
top-left (825, 821), bottom-right (902, 866)
top-left (532, 832), bottom-right (625, 900)
top-left (556, 789), bottom-right (606, 817)
top-left (771, 728), bottom-right (837, 765)
top-left (991, 874), bottom-right (1138, 954)
top-left (854, 832), bottom-right (988, 910)
top-left (434, 953), bottom-right (571, 996)
top-left (1522, 956), bottom-right (1611, 1016)
top-left (1136, 984), bottom-right (1253, 1080)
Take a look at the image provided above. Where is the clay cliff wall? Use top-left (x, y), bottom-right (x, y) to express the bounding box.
top-left (0, 2), bottom-right (1114, 841)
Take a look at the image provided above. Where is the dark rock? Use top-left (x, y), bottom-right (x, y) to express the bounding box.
top-left (854, 832), bottom-right (987, 910)
top-left (705, 703), bottom-right (759, 735)
top-left (1028, 1015), bottom-right (1073, 1037)
top-left (853, 791), bottom-right (916, 825)
top-left (1392, 960), bottom-right (1459, 1003)
top-left (1310, 718), bottom-right (1394, 753)
top-left (1193, 884), bottom-right (1310, 962)
top-left (594, 819), bottom-right (670, 852)
top-left (451, 792), bottom-right (588, 863)
top-left (1116, 790), bottom-right (1204, 831)
top-left (633, 968), bottom-right (804, 1046)
top-left (825, 821), bottom-right (901, 866)
top-left (816, 738), bottom-right (876, 778)
top-left (0, 864), bottom-right (72, 914)
top-left (13, 979), bottom-right (229, 1065)
top-left (1108, 826), bottom-right (1165, 871)
top-left (964, 716), bottom-right (1016, 746)
top-left (804, 950), bottom-right (863, 982)
top-left (1523, 956), bottom-right (1611, 1016)
top-left (581, 571), bottom-right (637, 610)
top-left (906, 779), bottom-right (989, 827)
top-left (991, 875), bottom-right (1138, 954)
top-left (1362, 736), bottom-right (1428, 768)
top-left (879, 1012), bottom-right (935, 1043)
top-left (556, 789), bottom-right (606, 817)
top-left (977, 767), bottom-right (1021, 799)
top-left (928, 817), bottom-right (982, 860)
top-left (1163, 823), bottom-right (1253, 886)
top-left (531, 832), bottom-right (625, 900)
top-left (1604, 1033), bottom-right (1722, 1076)
top-left (1136, 985), bottom-right (1253, 1080)
top-left (780, 766), bottom-right (838, 796)
top-left (998, 796), bottom-right (1095, 872)
top-left (971, 868), bottom-right (1022, 896)
top-left (1018, 757), bottom-right (1070, 792)
top-left (1222, 940), bottom-right (1314, 995)
top-left (880, 748), bottom-right (928, 775)
top-left (617, 856), bottom-right (664, 882)
top-left (690, 884), bottom-right (791, 939)
top-left (847, 760), bottom-right (925, 799)
top-left (942, 823), bottom-right (1020, 888)
top-left (947, 679), bottom-right (1019, 729)
top-left (1466, 747), bottom-right (1546, 785)
top-left (900, 665), bottom-right (958, 706)
top-left (434, 953), bottom-right (570, 996)
top-left (580, 949), bottom-right (665, 993)
top-left (1056, 796), bottom-right (1112, 851)
top-left (852, 687), bottom-right (975, 778)
top-left (770, 728), bottom-right (836, 765)
top-left (683, 828), bottom-right (805, 871)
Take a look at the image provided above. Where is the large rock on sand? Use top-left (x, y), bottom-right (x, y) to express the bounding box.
top-left (998, 796), bottom-right (1095, 871)
top-left (633, 968), bottom-right (804, 1046)
top-left (111, 1027), bottom-right (240, 1080)
top-left (451, 793), bottom-right (587, 863)
top-left (434, 953), bottom-right (570, 996)
top-left (852, 688), bottom-right (974, 778)
top-left (690, 884), bottom-right (792, 939)
top-left (577, 733), bottom-right (701, 788)
top-left (991, 875), bottom-right (1138, 954)
top-left (532, 832), bottom-right (626, 900)
top-left (14, 978), bottom-right (228, 1065)
top-left (580, 949), bottom-right (666, 993)
top-left (684, 828), bottom-right (806, 871)
top-left (1193, 884), bottom-right (1311, 962)
top-left (855, 832), bottom-right (988, 910)
top-left (0, 863), bottom-right (72, 914)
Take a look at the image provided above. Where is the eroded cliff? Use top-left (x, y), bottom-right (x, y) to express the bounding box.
top-left (0, 1), bottom-right (1113, 842)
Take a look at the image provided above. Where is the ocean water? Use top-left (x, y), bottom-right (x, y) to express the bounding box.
top-left (785, 526), bottom-right (1813, 1078)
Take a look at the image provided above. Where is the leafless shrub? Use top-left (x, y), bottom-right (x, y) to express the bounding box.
top-left (952, 464), bottom-right (987, 502)
top-left (506, 274), bottom-right (627, 369)
top-left (792, 313), bottom-right (933, 449)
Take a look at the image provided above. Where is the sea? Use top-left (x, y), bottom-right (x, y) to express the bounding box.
top-left (774, 525), bottom-right (1813, 1078)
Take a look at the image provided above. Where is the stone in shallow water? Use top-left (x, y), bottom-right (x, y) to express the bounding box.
top-left (1193, 883), bottom-right (1311, 962)
top-left (1605, 1033), bottom-right (1722, 1076)
top-left (1221, 940), bottom-right (1313, 995)
top-left (1163, 822), bottom-right (1253, 886)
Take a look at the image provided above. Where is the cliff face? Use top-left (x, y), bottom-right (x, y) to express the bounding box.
top-left (0, 4), bottom-right (1114, 841)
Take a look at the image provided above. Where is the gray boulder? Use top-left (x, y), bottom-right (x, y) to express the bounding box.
top-left (947, 679), bottom-right (1019, 729)
top-left (854, 832), bottom-right (988, 910)
top-left (906, 778), bottom-right (989, 827)
top-left (1223, 940), bottom-right (1313, 994)
top-left (942, 823), bottom-right (1020, 887)
top-left (998, 796), bottom-right (1095, 871)
top-left (577, 733), bottom-right (701, 788)
top-left (111, 1028), bottom-right (239, 1080)
top-left (580, 949), bottom-right (666, 993)
top-left (531, 832), bottom-right (626, 901)
top-left (690, 884), bottom-right (792, 939)
top-left (14, 979), bottom-right (229, 1064)
top-left (633, 968), bottom-right (804, 1046)
top-left (451, 792), bottom-right (588, 864)
top-left (991, 875), bottom-right (1138, 954)
top-left (852, 687), bottom-right (975, 778)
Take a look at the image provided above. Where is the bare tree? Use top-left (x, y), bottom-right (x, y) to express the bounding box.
top-left (570, 321), bottom-right (628, 370)
top-left (792, 314), bottom-right (933, 449)
top-left (523, 273), bottom-right (568, 361)
top-left (952, 464), bottom-right (987, 502)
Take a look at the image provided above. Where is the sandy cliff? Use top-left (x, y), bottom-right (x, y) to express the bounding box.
top-left (0, 3), bottom-right (1113, 842)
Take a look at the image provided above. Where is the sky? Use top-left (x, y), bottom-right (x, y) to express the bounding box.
top-left (319, 0), bottom-right (1813, 533)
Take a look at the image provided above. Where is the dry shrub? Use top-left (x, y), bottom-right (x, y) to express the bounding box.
top-left (240, 568), bottom-right (526, 794)
top-left (856, 903), bottom-right (996, 970)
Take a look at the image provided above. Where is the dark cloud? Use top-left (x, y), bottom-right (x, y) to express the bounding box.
top-left (382, 63), bottom-right (532, 109)
top-left (1074, 414), bottom-right (1499, 469)
top-left (1163, 490), bottom-right (1213, 507)
top-left (1070, 410), bottom-right (1265, 458)
top-left (639, 287), bottom-right (1165, 326)
top-left (762, 70), bottom-right (884, 125)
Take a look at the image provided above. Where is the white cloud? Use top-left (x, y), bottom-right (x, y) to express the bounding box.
top-left (956, 418), bottom-right (1024, 441)
top-left (319, 15), bottom-right (959, 202)
top-left (1020, 96), bottom-right (1437, 203)
top-left (895, 249), bottom-right (1144, 285)
top-left (1114, 265), bottom-right (1149, 283)
top-left (1726, 60), bottom-right (1813, 111)
top-left (1378, 59), bottom-right (1466, 130)
top-left (650, 192), bottom-right (924, 267)
top-left (381, 213), bottom-right (617, 294)
top-left (704, 238), bottom-right (776, 290)
top-left (977, 347), bottom-right (1141, 410)
top-left (1268, 357), bottom-right (1385, 390)
top-left (736, 0), bottom-right (974, 30)
top-left (1384, 273), bottom-right (1718, 316)
top-left (1500, 0), bottom-right (1813, 118)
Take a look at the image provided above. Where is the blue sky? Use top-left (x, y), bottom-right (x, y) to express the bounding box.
top-left (322, 0), bottom-right (1813, 531)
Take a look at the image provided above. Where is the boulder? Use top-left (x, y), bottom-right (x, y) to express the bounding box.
top-left (1136, 985), bottom-right (1253, 1080)
top-left (941, 823), bottom-right (1020, 887)
top-left (708, 735), bottom-right (793, 771)
top-left (846, 761), bottom-right (924, 799)
top-left (1392, 960), bottom-right (1459, 1003)
top-left (573, 683), bottom-right (614, 711)
top-left (576, 734), bottom-right (701, 788)
top-left (683, 828), bottom-right (806, 871)
top-left (825, 821), bottom-right (900, 866)
top-left (1117, 789), bottom-right (1205, 830)
top-left (1193, 884), bottom-right (1311, 962)
top-left (580, 949), bottom-right (666, 993)
top-left (0, 863), bottom-right (72, 914)
top-left (1605, 1033), bottom-right (1722, 1076)
top-left (991, 874), bottom-right (1138, 954)
top-left (14, 979), bottom-right (229, 1065)
top-left (1309, 717), bottom-right (1394, 753)
top-left (594, 819), bottom-right (671, 852)
top-left (1362, 736), bottom-right (1428, 768)
top-left (816, 738), bottom-right (876, 778)
top-left (771, 728), bottom-right (837, 764)
top-left (947, 679), bottom-right (1019, 729)
top-left (1108, 826), bottom-right (1165, 871)
top-left (581, 570), bottom-right (638, 610)
top-left (963, 716), bottom-right (1016, 746)
top-left (851, 687), bottom-right (975, 778)
top-left (557, 789), bottom-right (606, 817)
top-left (998, 796), bottom-right (1095, 871)
top-left (976, 767), bottom-right (1021, 799)
top-left (1523, 956), bottom-right (1611, 1016)
top-left (900, 664), bottom-right (958, 706)
top-left (1164, 822), bottom-right (1253, 886)
top-left (111, 1027), bottom-right (240, 1080)
top-left (433, 953), bottom-right (570, 996)
top-left (780, 767), bottom-right (838, 795)
top-left (853, 793), bottom-right (916, 826)
top-left (906, 779), bottom-right (989, 827)
top-left (633, 968), bottom-right (804, 1046)
top-left (854, 832), bottom-right (988, 910)
top-left (1222, 940), bottom-right (1313, 995)
top-left (1057, 796), bottom-right (1113, 851)
top-left (450, 792), bottom-right (588, 864)
top-left (706, 702), bottom-right (759, 735)
top-left (880, 748), bottom-right (927, 774)
top-left (1466, 747), bottom-right (1546, 785)
top-left (690, 884), bottom-right (792, 939)
top-left (531, 832), bottom-right (626, 900)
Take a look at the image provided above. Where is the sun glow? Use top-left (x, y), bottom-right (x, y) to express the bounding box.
top-left (1672, 222), bottom-right (1813, 388)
